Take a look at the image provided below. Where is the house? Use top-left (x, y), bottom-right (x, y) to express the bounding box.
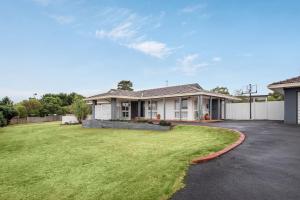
top-left (268, 76), bottom-right (300, 124)
top-left (85, 83), bottom-right (239, 121)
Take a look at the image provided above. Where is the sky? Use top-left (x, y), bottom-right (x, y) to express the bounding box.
top-left (1, 0), bottom-right (300, 102)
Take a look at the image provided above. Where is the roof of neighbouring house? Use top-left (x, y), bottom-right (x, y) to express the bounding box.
top-left (86, 83), bottom-right (240, 101)
top-left (268, 75), bottom-right (300, 89)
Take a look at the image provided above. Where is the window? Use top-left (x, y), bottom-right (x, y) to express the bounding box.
top-left (175, 98), bottom-right (188, 119)
top-left (148, 101), bottom-right (157, 110)
top-left (175, 98), bottom-right (188, 110)
top-left (148, 101), bottom-right (157, 118)
top-left (175, 111), bottom-right (188, 119)
top-left (121, 102), bottom-right (129, 118)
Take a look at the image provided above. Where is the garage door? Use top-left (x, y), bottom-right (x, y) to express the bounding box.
top-left (298, 92), bottom-right (300, 124)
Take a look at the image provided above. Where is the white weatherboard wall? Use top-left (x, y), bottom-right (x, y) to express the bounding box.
top-left (226, 101), bottom-right (284, 120)
top-left (95, 104), bottom-right (111, 120)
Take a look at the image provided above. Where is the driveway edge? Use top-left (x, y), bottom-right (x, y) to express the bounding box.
top-left (192, 128), bottom-right (246, 164)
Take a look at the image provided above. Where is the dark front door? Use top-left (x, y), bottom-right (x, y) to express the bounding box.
top-left (131, 101), bottom-right (138, 120)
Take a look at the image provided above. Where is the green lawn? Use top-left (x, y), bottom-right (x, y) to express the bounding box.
top-left (0, 122), bottom-right (239, 200)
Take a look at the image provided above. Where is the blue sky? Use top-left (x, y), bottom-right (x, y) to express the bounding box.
top-left (1, 0), bottom-right (300, 101)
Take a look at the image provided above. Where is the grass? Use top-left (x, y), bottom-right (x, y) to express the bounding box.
top-left (0, 122), bottom-right (239, 200)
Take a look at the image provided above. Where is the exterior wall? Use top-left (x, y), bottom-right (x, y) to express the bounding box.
top-left (95, 104), bottom-right (111, 120)
top-left (144, 97), bottom-right (209, 121)
top-left (93, 96), bottom-right (219, 121)
top-left (284, 88), bottom-right (300, 124)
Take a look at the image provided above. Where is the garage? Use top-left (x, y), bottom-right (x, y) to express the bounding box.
top-left (268, 76), bottom-right (300, 125)
top-left (298, 92), bottom-right (300, 124)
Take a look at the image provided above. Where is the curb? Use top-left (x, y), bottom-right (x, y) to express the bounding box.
top-left (191, 128), bottom-right (246, 164)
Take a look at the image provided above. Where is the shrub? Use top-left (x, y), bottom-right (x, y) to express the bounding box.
top-left (159, 120), bottom-right (172, 126)
top-left (0, 111), bottom-right (7, 127)
top-left (14, 104), bottom-right (27, 118)
top-left (0, 105), bottom-right (18, 124)
top-left (135, 118), bottom-right (149, 123)
top-left (71, 98), bottom-right (90, 123)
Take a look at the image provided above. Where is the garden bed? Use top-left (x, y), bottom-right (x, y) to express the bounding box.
top-left (82, 119), bottom-right (171, 130)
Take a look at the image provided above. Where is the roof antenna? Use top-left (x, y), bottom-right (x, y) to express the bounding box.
top-left (166, 80), bottom-right (168, 86)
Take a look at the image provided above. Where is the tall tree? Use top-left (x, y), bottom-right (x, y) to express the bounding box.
top-left (117, 80), bottom-right (133, 91)
top-left (21, 98), bottom-right (42, 117)
top-left (211, 86), bottom-right (230, 95)
top-left (0, 96), bottom-right (13, 106)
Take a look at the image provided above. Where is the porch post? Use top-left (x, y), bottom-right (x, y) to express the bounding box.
top-left (163, 98), bottom-right (166, 120)
top-left (209, 97), bottom-right (212, 120)
top-left (218, 98), bottom-right (221, 120)
top-left (179, 97), bottom-right (182, 121)
top-left (138, 100), bottom-right (141, 118)
top-left (197, 95), bottom-right (203, 120)
top-left (224, 99), bottom-right (227, 120)
top-left (111, 98), bottom-right (117, 120)
top-left (92, 100), bottom-right (97, 119)
top-left (150, 99), bottom-right (152, 120)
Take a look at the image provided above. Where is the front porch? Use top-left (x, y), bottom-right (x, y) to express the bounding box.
top-left (91, 95), bottom-right (228, 121)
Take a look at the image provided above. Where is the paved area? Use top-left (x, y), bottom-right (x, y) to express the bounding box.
top-left (172, 121), bottom-right (300, 200)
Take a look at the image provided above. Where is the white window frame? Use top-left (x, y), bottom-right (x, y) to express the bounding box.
top-left (121, 102), bottom-right (130, 119)
top-left (175, 98), bottom-right (188, 119)
top-left (148, 101), bottom-right (158, 118)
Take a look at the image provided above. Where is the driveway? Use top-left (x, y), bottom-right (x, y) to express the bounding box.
top-left (172, 121), bottom-right (300, 200)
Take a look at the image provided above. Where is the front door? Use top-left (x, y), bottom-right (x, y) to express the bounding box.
top-left (131, 101), bottom-right (138, 120)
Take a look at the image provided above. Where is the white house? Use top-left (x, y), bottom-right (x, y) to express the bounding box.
top-left (85, 83), bottom-right (239, 121)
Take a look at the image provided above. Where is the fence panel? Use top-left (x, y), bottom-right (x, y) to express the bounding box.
top-left (226, 101), bottom-right (284, 120)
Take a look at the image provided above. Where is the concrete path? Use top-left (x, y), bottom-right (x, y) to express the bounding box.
top-left (171, 121), bottom-right (300, 200)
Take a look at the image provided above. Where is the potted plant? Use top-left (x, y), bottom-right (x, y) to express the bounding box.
top-left (204, 113), bottom-right (210, 120)
top-left (156, 114), bottom-right (161, 120)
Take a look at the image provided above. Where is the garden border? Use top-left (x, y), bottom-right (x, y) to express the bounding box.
top-left (191, 127), bottom-right (246, 164)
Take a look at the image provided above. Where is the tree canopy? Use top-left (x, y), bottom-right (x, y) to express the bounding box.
top-left (211, 86), bottom-right (230, 95)
top-left (267, 92), bottom-right (284, 101)
top-left (117, 80), bottom-right (133, 91)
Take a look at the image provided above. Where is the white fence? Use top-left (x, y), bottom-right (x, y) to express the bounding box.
top-left (226, 101), bottom-right (284, 120)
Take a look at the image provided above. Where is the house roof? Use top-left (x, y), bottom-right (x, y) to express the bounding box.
top-left (268, 75), bottom-right (300, 90)
top-left (86, 83), bottom-right (239, 101)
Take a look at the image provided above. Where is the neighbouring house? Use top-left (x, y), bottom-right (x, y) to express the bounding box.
top-left (268, 75), bottom-right (300, 125)
top-left (85, 83), bottom-right (239, 121)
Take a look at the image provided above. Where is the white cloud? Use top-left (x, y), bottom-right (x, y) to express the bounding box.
top-left (176, 54), bottom-right (209, 75)
top-left (49, 15), bottom-right (75, 24)
top-left (180, 4), bottom-right (206, 13)
top-left (128, 41), bottom-right (171, 58)
top-left (212, 57), bottom-right (222, 62)
top-left (94, 8), bottom-right (173, 58)
top-left (96, 22), bottom-right (136, 40)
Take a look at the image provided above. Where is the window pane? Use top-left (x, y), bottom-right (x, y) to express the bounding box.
top-left (182, 99), bottom-right (188, 109)
top-left (175, 100), bottom-right (180, 110)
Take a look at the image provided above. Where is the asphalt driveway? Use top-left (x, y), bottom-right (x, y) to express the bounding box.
top-left (172, 121), bottom-right (300, 200)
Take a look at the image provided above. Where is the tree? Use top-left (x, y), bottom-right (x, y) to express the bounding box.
top-left (0, 105), bottom-right (18, 124)
top-left (14, 104), bottom-right (28, 118)
top-left (117, 80), bottom-right (133, 91)
top-left (267, 92), bottom-right (284, 101)
top-left (0, 111), bottom-right (7, 127)
top-left (21, 98), bottom-right (42, 117)
top-left (211, 86), bottom-right (230, 95)
top-left (71, 98), bottom-right (90, 123)
top-left (40, 96), bottom-right (63, 116)
top-left (0, 96), bottom-right (13, 106)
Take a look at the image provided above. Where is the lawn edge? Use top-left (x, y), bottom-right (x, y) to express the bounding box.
top-left (191, 127), bottom-right (246, 164)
